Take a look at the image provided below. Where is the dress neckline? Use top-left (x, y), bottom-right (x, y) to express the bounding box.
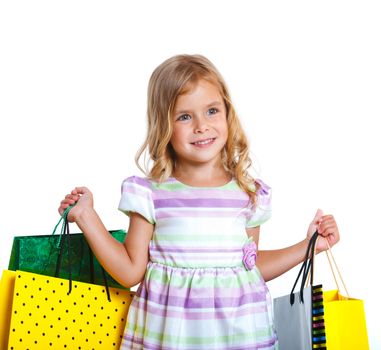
top-left (169, 176), bottom-right (235, 189)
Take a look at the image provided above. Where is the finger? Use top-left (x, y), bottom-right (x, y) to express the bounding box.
top-left (318, 223), bottom-right (337, 236)
top-left (319, 228), bottom-right (337, 238)
top-left (319, 226), bottom-right (340, 245)
top-left (318, 217), bottom-right (336, 230)
top-left (58, 203), bottom-right (69, 215)
top-left (321, 215), bottom-right (335, 225)
top-left (63, 196), bottom-right (77, 205)
top-left (312, 209), bottom-right (324, 224)
top-left (318, 218), bottom-right (337, 233)
top-left (72, 187), bottom-right (90, 195)
top-left (60, 199), bottom-right (71, 207)
top-left (320, 215), bottom-right (335, 223)
top-left (70, 194), bottom-right (81, 201)
top-left (326, 232), bottom-right (340, 246)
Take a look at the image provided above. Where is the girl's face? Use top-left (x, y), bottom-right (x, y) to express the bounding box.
top-left (170, 79), bottom-right (228, 170)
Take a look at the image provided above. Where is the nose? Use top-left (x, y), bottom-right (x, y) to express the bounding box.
top-left (193, 116), bottom-right (209, 134)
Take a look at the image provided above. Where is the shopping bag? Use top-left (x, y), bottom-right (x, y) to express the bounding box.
top-left (7, 211), bottom-right (134, 349)
top-left (323, 291), bottom-right (369, 349)
top-left (0, 270), bottom-right (16, 350)
top-left (274, 284), bottom-right (326, 350)
top-left (322, 243), bottom-right (369, 349)
top-left (274, 232), bottom-right (327, 350)
top-left (273, 284), bottom-right (313, 349)
top-left (7, 270), bottom-right (134, 349)
top-left (8, 221), bottom-right (126, 288)
top-left (274, 233), bottom-right (370, 350)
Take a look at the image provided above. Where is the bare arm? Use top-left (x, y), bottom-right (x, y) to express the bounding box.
top-left (59, 187), bottom-right (154, 288)
top-left (247, 210), bottom-right (340, 282)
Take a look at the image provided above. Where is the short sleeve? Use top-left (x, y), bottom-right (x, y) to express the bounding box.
top-left (246, 179), bottom-right (272, 228)
top-left (118, 176), bottom-right (156, 224)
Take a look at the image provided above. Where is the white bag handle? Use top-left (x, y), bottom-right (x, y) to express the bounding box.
top-left (323, 237), bottom-right (350, 298)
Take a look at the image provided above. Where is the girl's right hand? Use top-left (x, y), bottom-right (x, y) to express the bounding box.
top-left (58, 187), bottom-right (94, 223)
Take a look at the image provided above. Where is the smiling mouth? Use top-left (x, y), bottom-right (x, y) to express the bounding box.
top-left (191, 138), bottom-right (216, 146)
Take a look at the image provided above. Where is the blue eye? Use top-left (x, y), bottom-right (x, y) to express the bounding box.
top-left (207, 108), bottom-right (218, 116)
top-left (177, 114), bottom-right (191, 121)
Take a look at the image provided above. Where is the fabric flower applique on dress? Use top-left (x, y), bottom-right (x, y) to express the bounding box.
top-left (242, 238), bottom-right (258, 270)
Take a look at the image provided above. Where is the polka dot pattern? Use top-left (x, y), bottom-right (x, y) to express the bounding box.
top-left (8, 271), bottom-right (133, 349)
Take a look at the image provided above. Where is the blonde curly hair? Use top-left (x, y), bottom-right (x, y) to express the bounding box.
top-left (136, 54), bottom-right (260, 206)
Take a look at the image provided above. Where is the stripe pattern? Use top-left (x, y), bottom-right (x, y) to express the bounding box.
top-left (118, 176), bottom-right (277, 349)
top-left (312, 284), bottom-right (327, 349)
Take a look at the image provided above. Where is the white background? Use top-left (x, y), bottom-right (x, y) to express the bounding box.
top-left (1, 0), bottom-right (380, 348)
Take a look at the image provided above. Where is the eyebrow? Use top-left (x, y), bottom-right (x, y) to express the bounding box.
top-left (174, 101), bottom-right (223, 115)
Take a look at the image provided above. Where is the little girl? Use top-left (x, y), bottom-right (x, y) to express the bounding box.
top-left (59, 54), bottom-right (340, 350)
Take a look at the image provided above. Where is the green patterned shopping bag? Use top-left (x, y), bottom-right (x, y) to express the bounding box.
top-left (8, 213), bottom-right (127, 288)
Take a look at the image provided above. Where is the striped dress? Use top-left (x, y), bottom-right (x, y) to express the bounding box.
top-left (118, 176), bottom-right (278, 350)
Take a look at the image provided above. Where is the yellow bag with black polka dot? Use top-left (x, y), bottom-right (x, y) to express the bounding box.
top-left (7, 270), bottom-right (134, 350)
top-left (0, 270), bottom-right (16, 350)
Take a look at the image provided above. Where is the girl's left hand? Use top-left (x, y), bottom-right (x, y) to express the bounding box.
top-left (307, 209), bottom-right (340, 253)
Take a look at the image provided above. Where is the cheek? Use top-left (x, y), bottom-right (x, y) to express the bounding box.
top-left (219, 121), bottom-right (229, 141)
top-left (170, 127), bottom-right (184, 147)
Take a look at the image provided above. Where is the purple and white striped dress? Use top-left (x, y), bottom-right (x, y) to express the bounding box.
top-left (118, 176), bottom-right (278, 350)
